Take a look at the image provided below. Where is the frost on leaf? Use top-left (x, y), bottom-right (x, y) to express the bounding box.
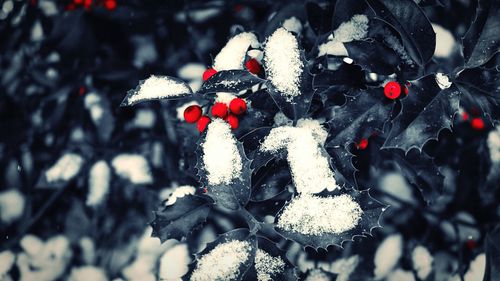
top-left (255, 249), bottom-right (286, 281)
top-left (187, 229), bottom-right (256, 281)
top-left (196, 119), bottom-right (251, 210)
top-left (264, 27), bottom-right (314, 121)
top-left (86, 160), bottom-right (111, 207)
top-left (121, 75), bottom-right (193, 106)
top-left (373, 234), bottom-right (403, 279)
top-left (213, 32), bottom-right (259, 71)
top-left (260, 120), bottom-right (337, 194)
top-left (198, 70), bottom-right (265, 95)
top-left (383, 75), bottom-right (460, 151)
top-left (412, 245), bottom-right (433, 280)
top-left (318, 14), bottom-right (369, 57)
top-left (111, 154), bottom-right (153, 184)
top-left (150, 194), bottom-right (212, 242)
top-left (275, 189), bottom-right (387, 249)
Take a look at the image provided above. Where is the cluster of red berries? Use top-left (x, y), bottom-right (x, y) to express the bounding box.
top-left (201, 58), bottom-right (262, 82)
top-left (183, 98), bottom-right (248, 133)
top-left (383, 81), bottom-right (410, 100)
top-left (461, 110), bottom-right (485, 130)
top-left (66, 0), bottom-right (116, 11)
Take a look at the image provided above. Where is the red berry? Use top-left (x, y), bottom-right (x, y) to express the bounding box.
top-left (462, 111), bottom-right (469, 121)
top-left (471, 118), bottom-right (485, 130)
top-left (78, 86), bottom-right (86, 96)
top-left (225, 114), bottom-right (239, 130)
top-left (203, 68), bottom-right (217, 81)
top-left (357, 138), bottom-right (369, 150)
top-left (229, 98), bottom-right (247, 115)
top-left (245, 58), bottom-right (261, 74)
top-left (384, 81), bottom-right (401, 100)
top-left (404, 86), bottom-right (409, 95)
top-left (211, 102), bottom-right (228, 118)
top-left (83, 0), bottom-right (92, 9)
top-left (74, 0), bottom-right (83, 4)
top-left (183, 105), bottom-right (202, 123)
top-left (103, 0), bottom-right (116, 10)
top-left (197, 116), bottom-right (211, 133)
top-left (466, 238), bottom-right (477, 250)
top-left (202, 187), bottom-right (208, 193)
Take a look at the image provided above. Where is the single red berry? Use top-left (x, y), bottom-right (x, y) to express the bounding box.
top-left (384, 81), bottom-right (401, 100)
top-left (229, 98), bottom-right (247, 115)
top-left (225, 114), bottom-right (239, 130)
top-left (245, 58), bottom-right (261, 74)
top-left (471, 117), bottom-right (485, 130)
top-left (183, 105), bottom-right (202, 123)
top-left (357, 138), bottom-right (369, 150)
top-left (78, 86), bottom-right (86, 96)
top-left (404, 86), bottom-right (409, 95)
top-left (211, 102), bottom-right (228, 118)
top-left (462, 111), bottom-right (469, 121)
top-left (197, 116), bottom-right (211, 133)
top-left (83, 0), bottom-right (92, 9)
top-left (73, 0), bottom-right (83, 4)
top-left (466, 238), bottom-right (477, 250)
top-left (202, 187), bottom-right (208, 193)
top-left (103, 0), bottom-right (117, 10)
top-left (202, 68), bottom-right (217, 81)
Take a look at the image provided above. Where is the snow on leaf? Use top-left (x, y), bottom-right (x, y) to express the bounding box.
top-left (121, 75), bottom-right (193, 106)
top-left (111, 154), bottom-right (153, 185)
top-left (245, 237), bottom-right (297, 281)
top-left (197, 70), bottom-right (265, 95)
top-left (274, 188), bottom-right (387, 249)
top-left (196, 120), bottom-right (252, 210)
top-left (462, 0), bottom-right (500, 68)
top-left (212, 32), bottom-right (259, 71)
top-left (373, 234), bottom-right (403, 279)
top-left (366, 0), bottom-right (436, 66)
top-left (383, 75), bottom-right (461, 151)
top-left (37, 153), bottom-right (84, 188)
top-left (150, 194), bottom-right (212, 243)
top-left (185, 228), bottom-right (256, 281)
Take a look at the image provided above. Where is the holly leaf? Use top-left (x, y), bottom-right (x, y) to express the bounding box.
top-left (185, 228), bottom-right (257, 281)
top-left (365, 0), bottom-right (436, 66)
top-left (150, 194), bottom-right (212, 243)
top-left (195, 135), bottom-right (252, 210)
top-left (306, 2), bottom-right (334, 35)
top-left (344, 40), bottom-right (401, 75)
top-left (332, 0), bottom-right (368, 30)
top-left (325, 88), bottom-right (395, 186)
top-left (198, 70), bottom-right (266, 95)
top-left (462, 0), bottom-right (500, 68)
top-left (383, 74), bottom-right (461, 151)
top-left (455, 65), bottom-right (500, 121)
top-left (250, 158), bottom-right (292, 202)
top-left (274, 188), bottom-right (387, 249)
top-left (392, 149), bottom-right (444, 204)
top-left (121, 75), bottom-right (193, 106)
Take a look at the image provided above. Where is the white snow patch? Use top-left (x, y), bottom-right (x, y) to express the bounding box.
top-left (283, 16), bottom-right (303, 34)
top-left (133, 108), bottom-right (156, 129)
top-left (178, 63), bottom-right (206, 81)
top-left (45, 153), bottom-right (84, 183)
top-left (126, 75), bottom-right (191, 105)
top-left (273, 112), bottom-right (292, 126)
top-left (69, 266), bottom-right (108, 281)
top-left (378, 172), bottom-right (415, 205)
top-left (436, 73), bottom-right (452, 89)
top-left (318, 14), bottom-right (368, 57)
top-left (87, 161), bottom-right (111, 207)
top-left (165, 185), bottom-right (196, 206)
top-left (31, 20), bottom-right (44, 41)
top-left (84, 92), bottom-right (104, 122)
top-left (0, 189), bottom-right (25, 223)
top-left (330, 255), bottom-right (359, 281)
top-left (191, 240), bottom-right (251, 281)
top-left (487, 125), bottom-right (500, 163)
top-left (39, 0), bottom-right (58, 16)
top-left (305, 269), bottom-right (331, 281)
top-left (374, 234), bottom-right (403, 279)
top-left (277, 194), bottom-right (363, 235)
top-left (412, 245), bottom-right (433, 280)
top-left (261, 121), bottom-right (336, 194)
top-left (159, 243), bottom-right (190, 280)
top-left (432, 23), bottom-right (455, 58)
top-left (215, 92), bottom-right (237, 105)
top-left (464, 253), bottom-right (486, 281)
top-left (0, 250), bottom-right (15, 276)
top-left (111, 154), bottom-right (153, 184)
top-left (202, 119), bottom-right (243, 185)
top-left (213, 32), bottom-right (259, 71)
top-left (255, 249), bottom-right (286, 281)
top-left (264, 27), bottom-right (304, 100)
top-left (386, 268), bottom-right (415, 281)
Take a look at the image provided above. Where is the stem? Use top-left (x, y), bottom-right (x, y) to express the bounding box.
top-left (238, 207), bottom-right (261, 234)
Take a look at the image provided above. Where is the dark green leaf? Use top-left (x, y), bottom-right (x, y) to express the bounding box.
top-left (198, 70), bottom-right (266, 95)
top-left (121, 76), bottom-right (193, 106)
